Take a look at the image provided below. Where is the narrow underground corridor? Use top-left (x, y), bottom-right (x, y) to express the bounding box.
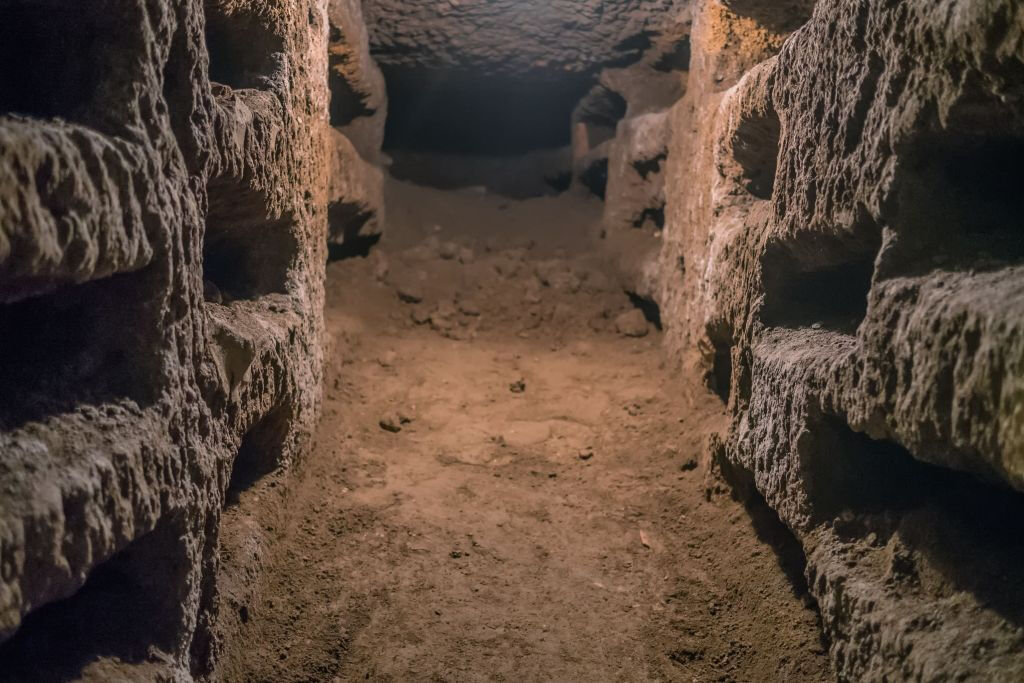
top-left (2, 1), bottom-right (1023, 682)
top-left (217, 180), bottom-right (829, 681)
top-left (215, 14), bottom-right (833, 678)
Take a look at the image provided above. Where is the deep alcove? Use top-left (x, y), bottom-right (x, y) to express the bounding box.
top-left (382, 67), bottom-right (593, 198)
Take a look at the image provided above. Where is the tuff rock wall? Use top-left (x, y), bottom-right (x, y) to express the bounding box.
top-left (640, 0), bottom-right (1024, 679)
top-left (0, 0), bottom-right (330, 679)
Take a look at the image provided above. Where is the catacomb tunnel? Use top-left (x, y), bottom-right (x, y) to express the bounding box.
top-left (1, 0), bottom-right (1023, 681)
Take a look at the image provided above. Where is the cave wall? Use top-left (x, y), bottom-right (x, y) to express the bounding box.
top-left (325, 0), bottom-right (387, 251)
top-left (647, 0), bottom-right (1024, 679)
top-left (0, 0), bottom-right (330, 678)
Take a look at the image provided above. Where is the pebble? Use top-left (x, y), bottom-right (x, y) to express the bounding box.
top-left (379, 413), bottom-right (403, 433)
top-left (615, 309), bottom-right (650, 338)
top-left (439, 241), bottom-right (460, 260)
top-left (396, 282), bottom-right (424, 304)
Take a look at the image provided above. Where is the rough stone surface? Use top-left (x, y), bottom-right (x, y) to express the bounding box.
top-left (647, 0), bottom-right (1024, 679)
top-left (328, 0), bottom-right (387, 162)
top-left (0, 0), bottom-right (330, 678)
top-left (363, 0), bottom-right (689, 78)
top-left (328, 128), bottom-right (385, 245)
top-left (604, 111), bottom-right (671, 232)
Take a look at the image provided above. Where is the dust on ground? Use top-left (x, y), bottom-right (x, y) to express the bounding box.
top-left (218, 180), bottom-right (831, 682)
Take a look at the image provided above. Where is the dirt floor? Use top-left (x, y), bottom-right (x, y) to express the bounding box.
top-left (218, 180), bottom-right (832, 682)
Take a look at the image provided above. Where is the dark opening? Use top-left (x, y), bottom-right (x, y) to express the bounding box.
top-left (707, 328), bottom-right (733, 403)
top-left (328, 24), bottom-right (375, 128)
top-left (383, 68), bottom-right (592, 155)
top-left (732, 105), bottom-right (781, 200)
top-left (760, 220), bottom-right (881, 333)
top-left (0, 2), bottom-right (114, 122)
top-left (205, 0), bottom-right (285, 90)
top-left (226, 404), bottom-right (294, 505)
top-left (805, 413), bottom-right (1024, 627)
top-left (633, 154), bottom-right (667, 180)
top-left (652, 36), bottom-right (692, 72)
top-left (0, 516), bottom-right (190, 681)
top-left (635, 206), bottom-right (666, 230)
top-left (626, 291), bottom-right (663, 330)
top-left (724, 0), bottom-right (818, 33)
top-left (382, 67), bottom-right (586, 197)
top-left (327, 200), bottom-right (377, 249)
top-left (204, 178), bottom-right (298, 302)
top-left (715, 452), bottom-right (815, 604)
top-left (578, 156), bottom-right (610, 200)
top-left (0, 268), bottom-right (162, 432)
top-left (545, 171), bottom-right (573, 194)
top-left (574, 85), bottom-right (628, 150)
top-left (886, 133), bottom-right (1024, 275)
top-left (328, 233), bottom-right (382, 262)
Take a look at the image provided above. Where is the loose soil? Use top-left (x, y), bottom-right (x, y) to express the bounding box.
top-left (218, 180), bottom-right (832, 682)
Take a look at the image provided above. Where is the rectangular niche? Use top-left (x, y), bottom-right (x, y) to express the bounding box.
top-left (760, 218), bottom-right (881, 335)
top-left (0, 514), bottom-right (191, 680)
top-left (0, 267), bottom-right (163, 432)
top-left (203, 177), bottom-right (299, 304)
top-left (204, 0), bottom-right (286, 91)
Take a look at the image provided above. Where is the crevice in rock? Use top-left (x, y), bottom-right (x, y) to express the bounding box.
top-left (633, 153), bottom-right (666, 180)
top-left (0, 514), bottom-right (191, 680)
top-left (203, 178), bottom-right (298, 302)
top-left (707, 327), bottom-right (733, 404)
top-left (578, 156), bottom-right (609, 199)
top-left (226, 404), bottom-right (294, 506)
top-left (0, 267), bottom-right (162, 431)
top-left (204, 0), bottom-right (285, 90)
top-left (634, 205), bottom-right (666, 230)
top-left (626, 291), bottom-right (662, 330)
top-left (760, 217), bottom-right (881, 334)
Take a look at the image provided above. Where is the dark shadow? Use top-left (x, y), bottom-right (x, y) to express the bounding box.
top-left (0, 515), bottom-right (190, 681)
top-left (807, 413), bottom-right (1024, 628)
top-left (724, 0), bottom-right (817, 34)
top-left (0, 267), bottom-right (163, 431)
top-left (226, 404), bottom-right (294, 506)
top-left (731, 103), bottom-right (781, 200)
top-left (760, 214), bottom-right (881, 333)
top-left (0, 3), bottom-right (108, 121)
top-left (204, 177), bottom-right (297, 302)
top-left (383, 67), bottom-right (592, 156)
top-left (328, 233), bottom-right (382, 262)
top-left (579, 157), bottom-right (609, 199)
top-left (626, 291), bottom-right (663, 330)
top-left (205, 0), bottom-right (285, 90)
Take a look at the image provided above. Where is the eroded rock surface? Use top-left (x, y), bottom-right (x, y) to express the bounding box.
top-left (650, 0), bottom-right (1024, 679)
top-left (0, 0), bottom-right (330, 678)
top-left (363, 0), bottom-right (689, 77)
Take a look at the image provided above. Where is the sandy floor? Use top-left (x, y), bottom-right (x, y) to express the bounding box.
top-left (218, 181), bottom-right (831, 682)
